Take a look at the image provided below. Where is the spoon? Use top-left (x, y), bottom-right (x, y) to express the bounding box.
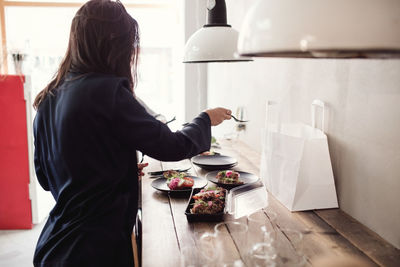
top-left (165, 116), bottom-right (176, 125)
top-left (231, 114), bottom-right (249, 123)
top-left (181, 115), bottom-right (249, 126)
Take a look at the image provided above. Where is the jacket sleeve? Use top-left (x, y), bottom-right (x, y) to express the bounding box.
top-left (112, 84), bottom-right (211, 161)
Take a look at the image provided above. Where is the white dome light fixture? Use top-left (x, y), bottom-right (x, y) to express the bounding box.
top-left (183, 0), bottom-right (252, 63)
top-left (238, 0), bottom-right (400, 59)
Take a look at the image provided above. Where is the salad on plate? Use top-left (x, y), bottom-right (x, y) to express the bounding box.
top-left (165, 171), bottom-right (194, 190)
top-left (216, 170), bottom-right (243, 185)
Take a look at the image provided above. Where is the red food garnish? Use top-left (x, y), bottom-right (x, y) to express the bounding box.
top-left (182, 177), bottom-right (194, 188)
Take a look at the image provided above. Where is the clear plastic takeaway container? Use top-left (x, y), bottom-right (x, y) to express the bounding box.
top-left (226, 181), bottom-right (268, 219)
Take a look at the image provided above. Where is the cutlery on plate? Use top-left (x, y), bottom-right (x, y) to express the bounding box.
top-left (148, 167), bottom-right (191, 176)
top-left (149, 172), bottom-right (193, 179)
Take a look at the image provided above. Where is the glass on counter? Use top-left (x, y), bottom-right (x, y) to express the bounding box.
top-left (214, 221), bottom-right (248, 267)
top-left (247, 209), bottom-right (277, 245)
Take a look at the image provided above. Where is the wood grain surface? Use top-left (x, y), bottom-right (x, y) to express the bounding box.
top-left (140, 140), bottom-right (399, 267)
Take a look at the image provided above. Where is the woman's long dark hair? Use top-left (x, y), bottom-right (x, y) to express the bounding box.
top-left (33, 0), bottom-right (140, 109)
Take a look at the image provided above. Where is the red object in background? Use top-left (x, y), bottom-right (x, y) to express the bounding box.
top-left (0, 75), bottom-right (32, 229)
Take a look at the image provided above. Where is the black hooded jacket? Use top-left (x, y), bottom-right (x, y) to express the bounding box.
top-left (33, 73), bottom-right (211, 266)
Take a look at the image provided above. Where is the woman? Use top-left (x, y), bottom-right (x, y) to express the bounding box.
top-left (32, 0), bottom-right (231, 266)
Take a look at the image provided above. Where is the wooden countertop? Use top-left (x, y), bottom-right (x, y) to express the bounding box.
top-left (141, 139), bottom-right (400, 267)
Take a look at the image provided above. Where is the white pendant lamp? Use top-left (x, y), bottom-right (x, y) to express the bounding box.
top-left (238, 0), bottom-right (400, 58)
top-left (183, 0), bottom-right (252, 63)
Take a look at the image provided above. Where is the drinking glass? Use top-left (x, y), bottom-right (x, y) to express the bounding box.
top-left (197, 232), bottom-right (219, 266)
top-left (272, 228), bottom-right (307, 267)
top-left (248, 242), bottom-right (277, 267)
top-left (180, 246), bottom-right (201, 267)
top-left (235, 106), bottom-right (248, 130)
top-left (224, 106), bottom-right (249, 140)
top-left (214, 221), bottom-right (249, 266)
top-left (221, 259), bottom-right (245, 267)
top-left (247, 210), bottom-right (277, 245)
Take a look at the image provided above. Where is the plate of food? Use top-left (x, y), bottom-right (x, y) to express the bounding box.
top-left (191, 154), bottom-right (237, 170)
top-left (185, 186), bottom-right (226, 222)
top-left (205, 170), bottom-right (259, 189)
top-left (151, 172), bottom-right (208, 193)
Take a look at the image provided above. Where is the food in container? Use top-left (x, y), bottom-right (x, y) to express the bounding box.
top-left (190, 187), bottom-right (226, 215)
top-left (185, 182), bottom-right (267, 222)
top-left (185, 187), bottom-right (226, 222)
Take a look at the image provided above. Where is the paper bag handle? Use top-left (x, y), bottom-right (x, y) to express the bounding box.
top-left (265, 100), bottom-right (281, 133)
top-left (311, 99), bottom-right (325, 132)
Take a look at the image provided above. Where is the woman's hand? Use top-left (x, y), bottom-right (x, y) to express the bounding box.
top-left (205, 108), bottom-right (232, 126)
top-left (137, 163), bottom-right (148, 180)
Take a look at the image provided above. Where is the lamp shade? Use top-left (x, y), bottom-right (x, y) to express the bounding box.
top-left (238, 0), bottom-right (400, 58)
top-left (184, 26), bottom-right (251, 63)
top-left (183, 0), bottom-right (252, 63)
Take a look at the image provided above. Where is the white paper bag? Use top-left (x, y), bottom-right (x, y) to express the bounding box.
top-left (260, 100), bottom-right (338, 211)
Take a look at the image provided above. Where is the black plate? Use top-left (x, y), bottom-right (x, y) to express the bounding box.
top-left (205, 171), bottom-right (259, 189)
top-left (185, 188), bottom-right (225, 222)
top-left (192, 155), bottom-right (238, 170)
top-left (193, 163), bottom-right (237, 171)
top-left (151, 176), bottom-right (208, 193)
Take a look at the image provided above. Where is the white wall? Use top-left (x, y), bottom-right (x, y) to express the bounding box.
top-left (207, 0), bottom-right (400, 249)
top-left (183, 0), bottom-right (208, 122)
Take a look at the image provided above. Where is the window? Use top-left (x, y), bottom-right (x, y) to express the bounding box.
top-left (1, 0), bottom-right (184, 123)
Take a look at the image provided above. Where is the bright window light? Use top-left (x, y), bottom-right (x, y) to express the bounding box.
top-left (4, 1), bottom-right (184, 124)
